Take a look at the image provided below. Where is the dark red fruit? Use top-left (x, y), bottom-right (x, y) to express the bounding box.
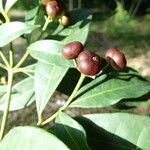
top-left (46, 0), bottom-right (63, 17)
top-left (105, 48), bottom-right (127, 70)
top-left (59, 15), bottom-right (70, 27)
top-left (62, 41), bottom-right (83, 59)
top-left (77, 50), bottom-right (101, 76)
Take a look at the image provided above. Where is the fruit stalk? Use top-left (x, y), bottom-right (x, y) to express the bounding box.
top-left (60, 73), bottom-right (86, 110)
top-left (41, 73), bottom-right (86, 125)
top-left (0, 69), bottom-right (13, 141)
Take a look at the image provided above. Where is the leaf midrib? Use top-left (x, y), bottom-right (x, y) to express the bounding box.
top-left (74, 82), bottom-right (149, 102)
top-left (38, 65), bottom-right (56, 113)
top-left (59, 114), bottom-right (81, 150)
top-left (29, 47), bottom-right (61, 55)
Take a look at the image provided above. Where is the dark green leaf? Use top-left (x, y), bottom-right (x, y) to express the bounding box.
top-left (28, 40), bottom-right (75, 68)
top-left (57, 68), bottom-right (80, 95)
top-left (25, 6), bottom-right (39, 21)
top-left (0, 77), bottom-right (35, 111)
top-left (55, 112), bottom-right (90, 150)
top-left (0, 126), bottom-right (69, 150)
top-left (34, 62), bottom-right (68, 115)
top-left (76, 113), bottom-right (150, 150)
top-left (0, 22), bottom-right (37, 47)
top-left (70, 72), bottom-right (150, 108)
top-left (57, 68), bottom-right (92, 96)
top-left (115, 92), bottom-right (150, 109)
top-left (52, 9), bottom-right (92, 44)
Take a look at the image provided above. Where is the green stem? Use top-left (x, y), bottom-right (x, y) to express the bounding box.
top-left (0, 63), bottom-right (7, 70)
top-left (37, 16), bottom-right (52, 40)
top-left (41, 111), bottom-right (58, 126)
top-left (42, 16), bottom-right (51, 31)
top-left (14, 51), bottom-right (29, 69)
top-left (41, 73), bottom-right (86, 126)
top-left (61, 73), bottom-right (86, 110)
top-left (37, 113), bottom-right (43, 126)
top-left (0, 69), bottom-right (13, 141)
top-left (9, 50), bottom-right (13, 68)
top-left (0, 10), bottom-right (10, 23)
top-left (13, 68), bottom-right (34, 74)
top-left (9, 42), bottom-right (14, 67)
top-left (3, 12), bottom-right (10, 23)
top-left (0, 51), bottom-right (10, 68)
top-left (14, 16), bottom-right (52, 70)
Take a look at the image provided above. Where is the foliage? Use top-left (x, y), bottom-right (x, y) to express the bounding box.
top-left (0, 0), bottom-right (150, 150)
top-left (104, 1), bottom-right (137, 37)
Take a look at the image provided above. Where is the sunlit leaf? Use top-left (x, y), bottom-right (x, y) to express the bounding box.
top-left (0, 22), bottom-right (37, 47)
top-left (0, 77), bottom-right (35, 111)
top-left (70, 72), bottom-right (150, 108)
top-left (0, 126), bottom-right (69, 150)
top-left (76, 113), bottom-right (150, 150)
top-left (34, 62), bottom-right (68, 114)
top-left (28, 40), bottom-right (75, 68)
top-left (55, 112), bottom-right (90, 150)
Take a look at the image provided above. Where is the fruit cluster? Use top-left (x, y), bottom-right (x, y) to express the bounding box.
top-left (41, 0), bottom-right (70, 27)
top-left (62, 41), bottom-right (127, 76)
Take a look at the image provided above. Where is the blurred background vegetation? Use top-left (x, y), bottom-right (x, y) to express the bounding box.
top-left (12, 0), bottom-right (150, 79)
top-left (0, 0), bottom-right (150, 127)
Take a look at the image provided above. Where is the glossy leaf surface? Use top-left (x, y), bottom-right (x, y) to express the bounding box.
top-left (28, 40), bottom-right (75, 68)
top-left (70, 71), bottom-right (150, 108)
top-left (0, 22), bottom-right (37, 47)
top-left (0, 77), bottom-right (34, 111)
top-left (34, 62), bottom-right (68, 114)
top-left (0, 126), bottom-right (69, 150)
top-left (55, 112), bottom-right (90, 150)
top-left (76, 113), bottom-right (150, 150)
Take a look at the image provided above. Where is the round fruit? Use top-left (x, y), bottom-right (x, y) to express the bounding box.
top-left (62, 41), bottom-right (83, 59)
top-left (77, 50), bottom-right (101, 76)
top-left (46, 0), bottom-right (63, 17)
top-left (105, 48), bottom-right (127, 70)
top-left (59, 15), bottom-right (70, 27)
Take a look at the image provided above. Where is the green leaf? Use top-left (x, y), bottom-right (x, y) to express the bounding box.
top-left (52, 9), bottom-right (92, 44)
top-left (25, 6), bottom-right (39, 21)
top-left (0, 85), bottom-right (7, 96)
top-left (0, 22), bottom-right (37, 47)
top-left (34, 62), bottom-right (68, 115)
top-left (76, 113), bottom-right (150, 150)
top-left (0, 126), bottom-right (69, 150)
top-left (22, 63), bottom-right (37, 77)
top-left (70, 72), bottom-right (150, 108)
top-left (0, 0), bottom-right (3, 13)
top-left (5, 0), bottom-right (18, 12)
top-left (115, 94), bottom-right (150, 109)
top-left (28, 40), bottom-right (75, 68)
top-left (55, 112), bottom-right (90, 150)
top-left (0, 77), bottom-right (35, 111)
